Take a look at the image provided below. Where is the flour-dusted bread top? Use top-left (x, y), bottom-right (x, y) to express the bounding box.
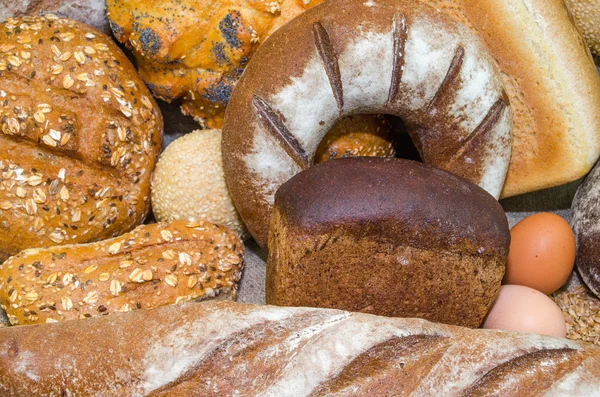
top-left (222, 0), bottom-right (512, 248)
top-left (274, 157), bottom-right (509, 257)
top-left (423, 0), bottom-right (600, 198)
top-left (0, 15), bottom-right (163, 261)
top-left (0, 301), bottom-right (599, 396)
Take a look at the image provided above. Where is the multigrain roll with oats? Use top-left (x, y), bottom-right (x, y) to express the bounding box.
top-left (0, 220), bottom-right (244, 325)
top-left (0, 15), bottom-right (162, 262)
top-left (0, 0), bottom-right (111, 34)
top-left (151, 130), bottom-right (247, 239)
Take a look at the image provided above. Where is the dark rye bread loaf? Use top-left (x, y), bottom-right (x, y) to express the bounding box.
top-left (267, 158), bottom-right (510, 327)
top-left (0, 301), bottom-right (599, 396)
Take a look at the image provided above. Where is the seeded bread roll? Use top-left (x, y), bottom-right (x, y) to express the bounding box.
top-left (0, 220), bottom-right (244, 325)
top-left (0, 15), bottom-right (163, 262)
top-left (151, 129), bottom-right (248, 239)
top-left (267, 158), bottom-right (510, 328)
top-left (1, 301), bottom-right (600, 396)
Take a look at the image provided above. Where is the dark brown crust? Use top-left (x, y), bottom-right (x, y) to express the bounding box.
top-left (387, 14), bottom-right (408, 104)
top-left (312, 22), bottom-right (344, 112)
top-left (571, 161), bottom-right (600, 299)
top-left (267, 158), bottom-right (509, 327)
top-left (273, 157), bottom-right (509, 254)
top-left (252, 95), bottom-right (310, 170)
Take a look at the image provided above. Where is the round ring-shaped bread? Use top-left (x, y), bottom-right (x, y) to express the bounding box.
top-left (222, 0), bottom-right (513, 248)
top-left (571, 161), bottom-right (600, 299)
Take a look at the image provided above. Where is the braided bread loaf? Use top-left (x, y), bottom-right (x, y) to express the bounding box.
top-left (0, 301), bottom-right (599, 396)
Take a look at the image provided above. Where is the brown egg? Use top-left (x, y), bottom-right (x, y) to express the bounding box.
top-left (505, 213), bottom-right (576, 295)
top-left (482, 285), bottom-right (567, 338)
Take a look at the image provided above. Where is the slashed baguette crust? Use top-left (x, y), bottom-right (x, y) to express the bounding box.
top-left (0, 220), bottom-right (244, 325)
top-left (0, 301), bottom-right (599, 396)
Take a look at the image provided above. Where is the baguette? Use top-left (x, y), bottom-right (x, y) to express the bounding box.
top-left (0, 220), bottom-right (244, 325)
top-left (0, 301), bottom-right (598, 396)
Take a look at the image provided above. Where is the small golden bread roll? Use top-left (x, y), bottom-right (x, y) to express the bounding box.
top-left (314, 115), bottom-right (395, 163)
top-left (151, 130), bottom-right (248, 239)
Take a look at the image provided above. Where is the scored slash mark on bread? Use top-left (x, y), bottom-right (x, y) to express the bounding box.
top-left (313, 22), bottom-right (344, 112)
top-left (462, 348), bottom-right (580, 395)
top-left (252, 95), bottom-right (310, 169)
top-left (387, 14), bottom-right (409, 104)
top-left (309, 334), bottom-right (451, 395)
top-left (426, 46), bottom-right (466, 112)
top-left (447, 98), bottom-right (507, 165)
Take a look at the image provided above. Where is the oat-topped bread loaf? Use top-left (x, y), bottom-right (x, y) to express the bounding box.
top-left (0, 220), bottom-right (244, 325)
top-left (0, 301), bottom-right (599, 396)
top-left (0, 15), bottom-right (163, 262)
top-left (267, 158), bottom-right (510, 328)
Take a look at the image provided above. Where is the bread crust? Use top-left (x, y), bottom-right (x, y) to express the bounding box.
top-left (222, 0), bottom-right (512, 248)
top-left (0, 301), bottom-right (599, 396)
top-left (266, 158), bottom-right (509, 327)
top-left (0, 16), bottom-right (163, 261)
top-left (423, 0), bottom-right (600, 197)
top-left (571, 160), bottom-right (600, 299)
top-left (0, 220), bottom-right (244, 325)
